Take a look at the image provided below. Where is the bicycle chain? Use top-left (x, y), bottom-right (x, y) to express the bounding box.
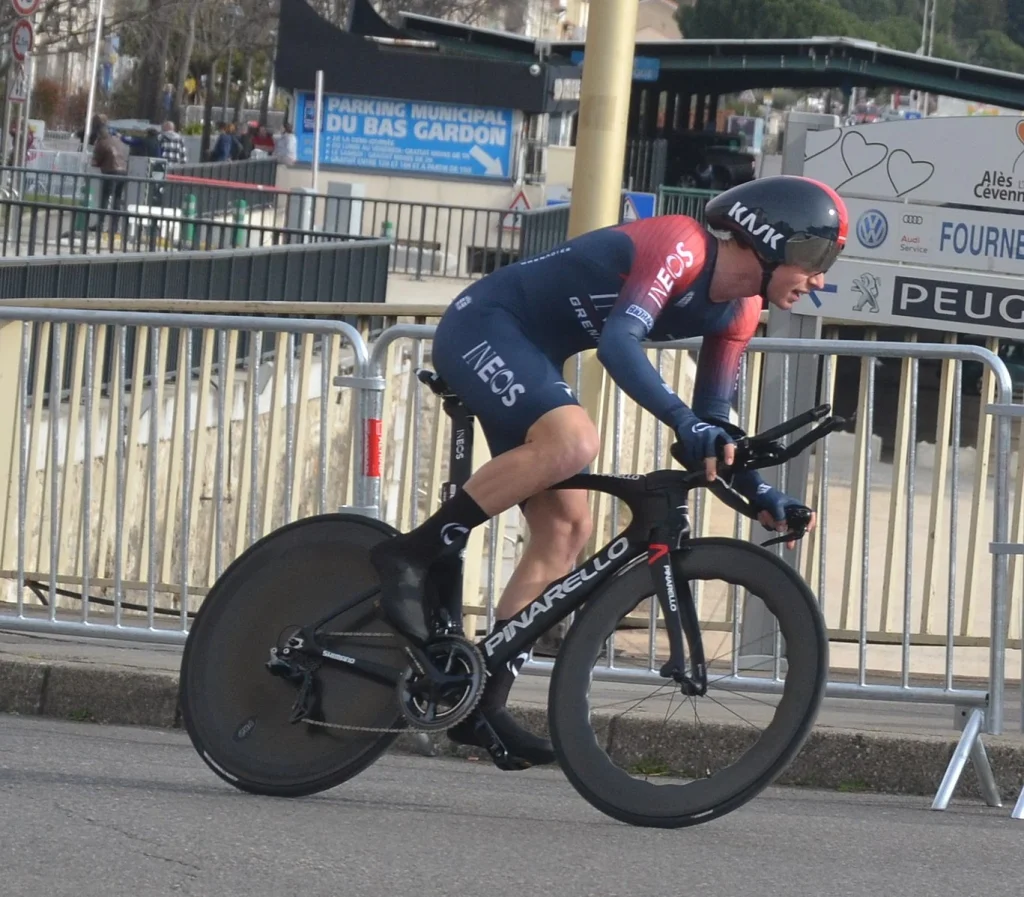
top-left (295, 630), bottom-right (480, 735)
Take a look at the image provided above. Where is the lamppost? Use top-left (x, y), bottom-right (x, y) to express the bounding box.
top-left (221, 4), bottom-right (243, 120)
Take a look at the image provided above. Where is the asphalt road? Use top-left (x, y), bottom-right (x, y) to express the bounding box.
top-left (0, 715), bottom-right (1019, 897)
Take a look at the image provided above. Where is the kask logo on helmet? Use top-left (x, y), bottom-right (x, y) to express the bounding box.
top-left (727, 201), bottom-right (784, 250)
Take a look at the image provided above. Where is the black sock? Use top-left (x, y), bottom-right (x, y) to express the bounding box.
top-left (396, 488), bottom-right (490, 564)
top-left (482, 619), bottom-right (531, 710)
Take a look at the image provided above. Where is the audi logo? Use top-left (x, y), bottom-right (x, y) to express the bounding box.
top-left (903, 214), bottom-right (924, 225)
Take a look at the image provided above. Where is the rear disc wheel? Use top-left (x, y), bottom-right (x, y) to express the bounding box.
top-left (179, 513), bottom-right (408, 797)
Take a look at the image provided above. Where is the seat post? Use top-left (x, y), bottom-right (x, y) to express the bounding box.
top-left (416, 368), bottom-right (474, 635)
top-left (442, 395), bottom-right (475, 498)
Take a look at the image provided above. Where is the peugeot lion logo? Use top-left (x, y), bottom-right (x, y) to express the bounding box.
top-left (852, 273), bottom-right (882, 314)
top-left (856, 209), bottom-right (889, 249)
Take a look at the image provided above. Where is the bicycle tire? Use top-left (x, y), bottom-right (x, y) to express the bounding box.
top-left (548, 538), bottom-right (828, 828)
top-left (179, 513), bottom-right (407, 798)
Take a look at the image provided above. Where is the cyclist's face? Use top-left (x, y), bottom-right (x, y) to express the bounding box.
top-left (766, 265), bottom-right (826, 310)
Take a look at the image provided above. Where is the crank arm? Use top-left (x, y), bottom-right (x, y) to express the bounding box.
top-left (312, 646), bottom-right (405, 687)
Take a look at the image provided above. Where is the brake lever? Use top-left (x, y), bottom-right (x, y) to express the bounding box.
top-left (761, 506), bottom-right (814, 548)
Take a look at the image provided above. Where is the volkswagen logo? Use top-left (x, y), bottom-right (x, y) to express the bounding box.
top-left (902, 214), bottom-right (924, 225)
top-left (856, 209), bottom-right (888, 249)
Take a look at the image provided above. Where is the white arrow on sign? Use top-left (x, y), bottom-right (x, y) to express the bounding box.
top-left (469, 145), bottom-right (504, 177)
top-left (11, 0), bottom-right (41, 15)
top-left (11, 18), bottom-right (33, 62)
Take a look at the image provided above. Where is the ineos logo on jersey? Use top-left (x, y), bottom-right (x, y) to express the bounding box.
top-left (461, 340), bottom-right (526, 407)
top-left (645, 240), bottom-right (695, 310)
top-left (454, 428), bottom-right (467, 460)
top-left (441, 523), bottom-right (470, 545)
top-left (728, 201), bottom-right (784, 250)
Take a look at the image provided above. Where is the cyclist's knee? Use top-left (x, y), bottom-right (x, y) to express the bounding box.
top-left (526, 406), bottom-right (599, 480)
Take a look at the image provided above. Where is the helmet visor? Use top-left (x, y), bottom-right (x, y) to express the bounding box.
top-left (784, 234), bottom-right (844, 274)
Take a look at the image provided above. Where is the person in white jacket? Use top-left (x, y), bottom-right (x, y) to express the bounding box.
top-left (273, 122), bottom-right (297, 165)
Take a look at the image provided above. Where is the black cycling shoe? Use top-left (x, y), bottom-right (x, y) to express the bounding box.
top-left (368, 538), bottom-right (432, 647)
top-left (447, 706), bottom-right (557, 768)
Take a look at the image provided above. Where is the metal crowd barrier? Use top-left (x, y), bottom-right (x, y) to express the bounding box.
top-left (0, 306), bottom-right (369, 645)
top-left (357, 324), bottom-right (1020, 815)
top-left (0, 305), bottom-right (1021, 816)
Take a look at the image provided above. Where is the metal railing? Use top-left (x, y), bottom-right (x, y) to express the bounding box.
top-left (360, 326), bottom-right (1017, 706)
top-left (624, 138), bottom-right (668, 193)
top-left (0, 303), bottom-right (1019, 813)
top-left (167, 156), bottom-right (278, 188)
top-left (657, 185), bottom-right (720, 222)
top-left (0, 239), bottom-right (390, 307)
top-left (0, 305), bottom-right (374, 644)
top-left (518, 204), bottom-right (571, 261)
top-left (0, 195), bottom-right (368, 257)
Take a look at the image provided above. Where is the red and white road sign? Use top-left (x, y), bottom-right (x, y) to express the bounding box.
top-left (11, 0), bottom-right (41, 16)
top-left (11, 18), bottom-right (33, 62)
top-left (8, 63), bottom-right (27, 103)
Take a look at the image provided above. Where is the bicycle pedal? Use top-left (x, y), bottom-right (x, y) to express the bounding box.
top-left (468, 715), bottom-right (530, 771)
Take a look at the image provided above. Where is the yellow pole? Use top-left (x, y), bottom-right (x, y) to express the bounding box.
top-left (566, 0), bottom-right (639, 240)
top-left (565, 0), bottom-right (639, 550)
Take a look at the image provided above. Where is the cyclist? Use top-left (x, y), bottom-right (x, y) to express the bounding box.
top-left (371, 175), bottom-right (849, 768)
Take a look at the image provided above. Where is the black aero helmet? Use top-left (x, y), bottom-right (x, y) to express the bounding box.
top-left (704, 175), bottom-right (849, 296)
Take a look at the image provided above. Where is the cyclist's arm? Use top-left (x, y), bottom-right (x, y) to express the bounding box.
top-left (692, 297), bottom-right (773, 495)
top-left (596, 308), bottom-right (695, 432)
top-left (595, 224), bottom-right (708, 433)
top-left (691, 295), bottom-right (762, 424)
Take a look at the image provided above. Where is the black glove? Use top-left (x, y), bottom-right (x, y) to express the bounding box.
top-left (674, 414), bottom-right (735, 472)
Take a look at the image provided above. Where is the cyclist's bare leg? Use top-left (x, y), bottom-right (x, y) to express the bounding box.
top-left (460, 405), bottom-right (600, 516)
top-left (494, 487), bottom-right (593, 621)
top-left (370, 405), bottom-right (599, 646)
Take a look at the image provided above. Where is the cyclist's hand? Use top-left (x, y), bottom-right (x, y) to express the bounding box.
top-left (676, 419), bottom-right (735, 481)
top-left (752, 485), bottom-right (816, 550)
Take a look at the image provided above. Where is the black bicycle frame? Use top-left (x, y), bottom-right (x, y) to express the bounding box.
top-left (392, 370), bottom-right (707, 693)
top-left (295, 369), bottom-right (841, 706)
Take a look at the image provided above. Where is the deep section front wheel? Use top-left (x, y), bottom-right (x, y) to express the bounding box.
top-left (548, 538), bottom-right (828, 828)
top-left (179, 513), bottom-right (408, 797)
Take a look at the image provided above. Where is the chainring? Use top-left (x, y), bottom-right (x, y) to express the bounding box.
top-left (396, 636), bottom-right (487, 732)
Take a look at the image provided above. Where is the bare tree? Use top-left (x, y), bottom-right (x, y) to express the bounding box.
top-left (306, 0), bottom-right (520, 28)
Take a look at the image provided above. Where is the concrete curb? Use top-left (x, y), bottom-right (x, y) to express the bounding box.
top-left (3, 654), bottom-right (1022, 804)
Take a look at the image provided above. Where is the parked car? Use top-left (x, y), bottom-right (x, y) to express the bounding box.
top-left (962, 341), bottom-right (1024, 395)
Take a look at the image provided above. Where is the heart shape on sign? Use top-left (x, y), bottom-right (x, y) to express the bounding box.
top-left (886, 149), bottom-right (934, 197)
top-left (1016, 119), bottom-right (1024, 145)
top-left (839, 131), bottom-right (888, 179)
top-left (804, 129), bottom-right (842, 163)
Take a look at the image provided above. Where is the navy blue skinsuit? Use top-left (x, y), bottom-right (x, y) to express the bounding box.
top-left (431, 214), bottom-right (762, 458)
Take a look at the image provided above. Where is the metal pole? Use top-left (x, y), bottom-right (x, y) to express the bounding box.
top-left (222, 41), bottom-right (232, 121)
top-left (566, 0), bottom-right (638, 240)
top-left (1, 91), bottom-right (12, 171)
top-left (16, 56), bottom-right (34, 179)
top-left (562, 0), bottom-right (639, 505)
top-left (311, 69), bottom-right (323, 192)
top-left (82, 0), bottom-right (106, 152)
